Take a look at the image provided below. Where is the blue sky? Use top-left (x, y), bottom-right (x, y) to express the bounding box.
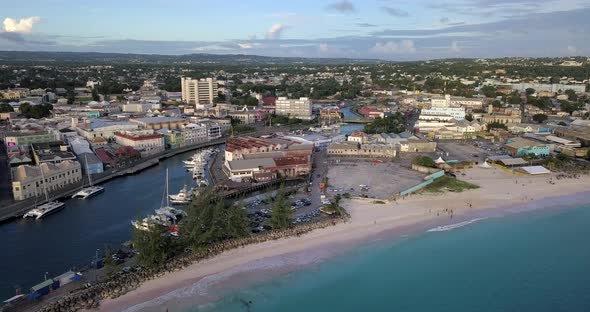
top-left (1, 0), bottom-right (589, 60)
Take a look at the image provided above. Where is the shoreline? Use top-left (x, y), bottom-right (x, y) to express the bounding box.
top-left (99, 167), bottom-right (590, 312)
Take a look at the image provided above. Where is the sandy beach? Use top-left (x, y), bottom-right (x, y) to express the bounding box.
top-left (99, 167), bottom-right (590, 312)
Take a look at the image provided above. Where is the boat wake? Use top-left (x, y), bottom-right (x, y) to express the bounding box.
top-left (426, 218), bottom-right (487, 233)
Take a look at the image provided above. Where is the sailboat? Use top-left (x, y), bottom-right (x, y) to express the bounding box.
top-left (72, 155), bottom-right (105, 199)
top-left (132, 169), bottom-right (186, 231)
top-left (23, 165), bottom-right (65, 219)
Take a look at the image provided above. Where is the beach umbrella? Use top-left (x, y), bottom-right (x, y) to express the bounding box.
top-left (479, 161), bottom-right (491, 169)
top-left (435, 156), bottom-right (446, 164)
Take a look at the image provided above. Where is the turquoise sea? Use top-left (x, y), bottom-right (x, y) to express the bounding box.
top-left (186, 204), bottom-right (590, 312)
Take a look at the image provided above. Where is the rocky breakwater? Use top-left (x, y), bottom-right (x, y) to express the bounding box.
top-left (37, 216), bottom-right (349, 312)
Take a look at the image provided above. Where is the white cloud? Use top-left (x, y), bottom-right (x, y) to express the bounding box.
top-left (266, 24), bottom-right (287, 40)
top-left (370, 40), bottom-right (416, 54)
top-left (2, 16), bottom-right (41, 33)
top-left (450, 41), bottom-right (461, 53)
top-left (238, 43), bottom-right (254, 49)
top-left (319, 43), bottom-right (330, 53)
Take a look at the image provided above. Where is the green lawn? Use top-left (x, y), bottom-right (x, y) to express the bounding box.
top-left (423, 176), bottom-right (479, 193)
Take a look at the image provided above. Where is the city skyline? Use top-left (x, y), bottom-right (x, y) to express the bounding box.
top-left (1, 0), bottom-right (590, 60)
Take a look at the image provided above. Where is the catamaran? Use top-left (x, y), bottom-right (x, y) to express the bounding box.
top-left (23, 167), bottom-right (65, 220)
top-left (72, 155), bottom-right (105, 199)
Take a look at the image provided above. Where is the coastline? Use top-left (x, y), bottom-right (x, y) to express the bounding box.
top-left (98, 167), bottom-right (590, 312)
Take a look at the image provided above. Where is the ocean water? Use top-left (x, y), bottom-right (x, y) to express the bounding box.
top-left (188, 205), bottom-right (590, 312)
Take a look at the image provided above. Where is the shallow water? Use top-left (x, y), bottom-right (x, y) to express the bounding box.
top-left (176, 203), bottom-right (590, 312)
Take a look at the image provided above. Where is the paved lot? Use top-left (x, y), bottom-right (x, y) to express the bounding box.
top-left (436, 141), bottom-right (503, 163)
top-left (327, 158), bottom-right (424, 199)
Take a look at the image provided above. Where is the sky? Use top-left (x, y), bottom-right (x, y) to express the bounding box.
top-left (0, 0), bottom-right (589, 60)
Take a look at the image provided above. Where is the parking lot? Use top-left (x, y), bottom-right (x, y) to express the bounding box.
top-left (327, 159), bottom-right (424, 199)
top-left (436, 141), bottom-right (505, 163)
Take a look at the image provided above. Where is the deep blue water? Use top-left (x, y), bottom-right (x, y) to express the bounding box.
top-left (195, 205), bottom-right (590, 312)
top-left (0, 150), bottom-right (209, 300)
top-left (339, 106), bottom-right (364, 135)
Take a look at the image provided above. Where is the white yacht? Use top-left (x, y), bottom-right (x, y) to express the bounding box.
top-left (169, 185), bottom-right (195, 205)
top-left (23, 168), bottom-right (65, 220)
top-left (72, 155), bottom-right (105, 199)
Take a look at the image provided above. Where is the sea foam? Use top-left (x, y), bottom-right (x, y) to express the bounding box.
top-left (426, 218), bottom-right (487, 232)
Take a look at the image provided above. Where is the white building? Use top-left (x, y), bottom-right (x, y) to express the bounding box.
top-left (182, 123), bottom-right (209, 145)
top-left (11, 161), bottom-right (82, 201)
top-left (181, 77), bottom-right (218, 105)
top-left (275, 97), bottom-right (313, 120)
top-left (431, 94), bottom-right (483, 110)
top-left (421, 107), bottom-right (466, 120)
top-left (122, 103), bottom-right (162, 113)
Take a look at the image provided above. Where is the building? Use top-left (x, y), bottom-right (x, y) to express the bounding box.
top-left (182, 123), bottom-right (209, 145)
top-left (5, 131), bottom-right (58, 147)
top-left (157, 129), bottom-right (185, 149)
top-left (229, 108), bottom-right (267, 125)
top-left (319, 107), bottom-right (342, 121)
top-left (11, 161), bottom-right (82, 201)
top-left (31, 141), bottom-right (77, 165)
top-left (130, 117), bottom-right (187, 130)
top-left (431, 94), bottom-right (483, 110)
top-left (275, 97), bottom-right (313, 120)
top-left (181, 77), bottom-right (218, 105)
top-left (505, 137), bottom-right (550, 157)
top-left (76, 120), bottom-right (138, 140)
top-left (224, 139), bottom-right (313, 182)
top-left (347, 131), bottom-right (369, 144)
top-left (421, 107), bottom-right (466, 121)
top-left (114, 130), bottom-right (165, 157)
top-left (327, 142), bottom-right (397, 158)
top-left (122, 103), bottom-right (162, 113)
top-left (554, 127), bottom-right (590, 147)
top-left (510, 83), bottom-right (585, 94)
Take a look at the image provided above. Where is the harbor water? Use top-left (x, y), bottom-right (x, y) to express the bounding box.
top-left (0, 149), bottom-right (213, 300)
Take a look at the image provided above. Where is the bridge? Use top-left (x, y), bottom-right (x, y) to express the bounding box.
top-left (342, 119), bottom-right (372, 124)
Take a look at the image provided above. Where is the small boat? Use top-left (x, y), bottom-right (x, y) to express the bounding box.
top-left (197, 179), bottom-right (209, 187)
top-left (169, 185), bottom-right (195, 205)
top-left (72, 155), bottom-right (105, 199)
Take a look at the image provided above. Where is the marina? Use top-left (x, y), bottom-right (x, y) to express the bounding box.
top-left (0, 148), bottom-right (214, 300)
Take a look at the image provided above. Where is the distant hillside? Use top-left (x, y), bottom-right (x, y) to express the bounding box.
top-left (0, 51), bottom-right (386, 65)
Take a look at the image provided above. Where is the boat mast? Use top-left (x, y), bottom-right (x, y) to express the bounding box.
top-left (40, 165), bottom-right (49, 202)
top-left (85, 154), bottom-right (93, 187)
top-left (166, 168), bottom-right (170, 207)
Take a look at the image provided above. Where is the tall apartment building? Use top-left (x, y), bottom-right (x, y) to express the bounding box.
top-left (181, 77), bottom-right (218, 105)
top-left (275, 97), bottom-right (313, 120)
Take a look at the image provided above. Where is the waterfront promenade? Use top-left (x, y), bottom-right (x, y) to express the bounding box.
top-left (0, 138), bottom-right (225, 223)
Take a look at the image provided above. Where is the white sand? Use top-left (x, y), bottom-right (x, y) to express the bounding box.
top-left (99, 167), bottom-right (590, 312)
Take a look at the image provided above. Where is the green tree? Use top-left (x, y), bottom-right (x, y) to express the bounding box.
top-left (525, 88), bottom-right (536, 96)
top-left (91, 88), bottom-right (100, 101)
top-left (412, 156), bottom-right (436, 168)
top-left (183, 190), bottom-right (249, 247)
top-left (132, 224), bottom-right (171, 269)
top-left (564, 89), bottom-right (578, 101)
top-left (270, 186), bottom-right (293, 230)
top-left (480, 85), bottom-right (497, 97)
top-left (0, 103), bottom-right (13, 112)
top-left (465, 113), bottom-right (474, 122)
top-left (486, 121), bottom-right (508, 131)
top-left (532, 114), bottom-right (548, 124)
top-left (67, 89), bottom-right (75, 104)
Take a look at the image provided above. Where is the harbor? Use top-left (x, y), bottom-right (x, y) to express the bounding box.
top-left (0, 146), bottom-right (220, 301)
